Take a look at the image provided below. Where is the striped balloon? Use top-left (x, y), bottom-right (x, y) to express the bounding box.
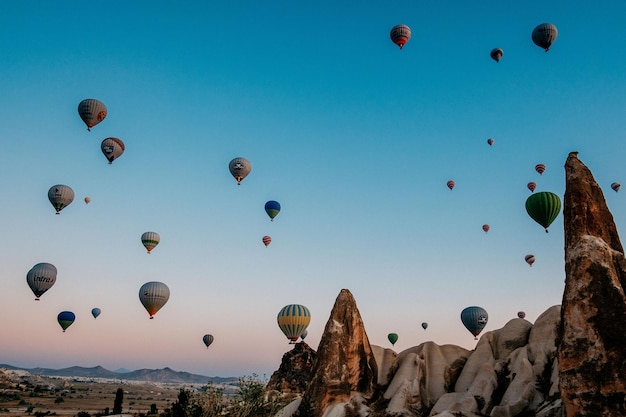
top-left (203, 334), bottom-right (214, 348)
top-left (101, 137), bottom-right (125, 164)
top-left (482, 224), bottom-right (490, 233)
top-left (535, 164), bottom-right (546, 175)
top-left (527, 182), bottom-right (537, 193)
top-left (141, 232), bottom-right (160, 254)
top-left (390, 24), bottom-right (411, 49)
top-left (48, 185), bottom-right (74, 214)
top-left (532, 23), bottom-right (558, 52)
top-left (525, 254), bottom-right (536, 267)
top-left (447, 180), bottom-right (455, 190)
top-left (525, 191), bottom-right (561, 233)
top-left (262, 235), bottom-right (272, 247)
top-left (26, 263), bottom-right (57, 300)
top-left (139, 281), bottom-right (170, 319)
top-left (277, 304), bottom-right (311, 343)
top-left (78, 99), bottom-right (107, 131)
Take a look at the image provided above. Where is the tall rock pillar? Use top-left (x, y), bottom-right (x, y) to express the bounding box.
top-left (560, 152), bottom-right (626, 416)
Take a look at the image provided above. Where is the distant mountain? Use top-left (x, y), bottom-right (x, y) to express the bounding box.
top-left (0, 364), bottom-right (236, 384)
top-left (113, 368), bottom-right (130, 373)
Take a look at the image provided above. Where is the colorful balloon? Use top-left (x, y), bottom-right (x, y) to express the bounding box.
top-left (535, 164), bottom-right (546, 175)
top-left (78, 99), bottom-right (107, 131)
top-left (262, 235), bottom-right (272, 247)
top-left (101, 137), bottom-right (125, 164)
top-left (532, 23), bottom-right (558, 52)
top-left (487, 138), bottom-right (494, 146)
top-left (26, 263), bottom-right (57, 300)
top-left (447, 180), bottom-right (455, 190)
top-left (388, 333), bottom-right (398, 346)
top-left (203, 334), bottom-right (214, 348)
top-left (611, 182), bottom-right (621, 192)
top-left (490, 48), bottom-right (503, 63)
top-left (229, 157), bottom-right (252, 185)
top-left (525, 254), bottom-right (536, 267)
top-left (84, 197), bottom-right (91, 204)
top-left (390, 24), bottom-right (411, 49)
top-left (421, 322), bottom-right (428, 330)
top-left (527, 182), bottom-right (537, 193)
top-left (525, 191), bottom-right (561, 233)
top-left (48, 185), bottom-right (74, 214)
top-left (139, 281), bottom-right (170, 319)
top-left (91, 308), bottom-right (101, 319)
top-left (141, 232), bottom-right (160, 254)
top-left (517, 311), bottom-right (526, 319)
top-left (461, 306), bottom-right (488, 340)
top-left (277, 304), bottom-right (311, 343)
top-left (57, 311), bottom-right (75, 332)
top-left (482, 224), bottom-right (490, 233)
top-left (265, 201), bottom-right (281, 221)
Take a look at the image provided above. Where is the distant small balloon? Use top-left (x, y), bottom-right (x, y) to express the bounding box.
top-left (262, 235), bottom-right (272, 247)
top-left (84, 197), bottom-right (91, 204)
top-left (532, 23), bottom-right (558, 52)
top-left (390, 24), bottom-right (411, 49)
top-left (300, 329), bottom-right (308, 340)
top-left (527, 182), bottom-right (537, 193)
top-left (487, 138), bottom-right (494, 146)
top-left (388, 333), bottom-right (398, 346)
top-left (447, 180), bottom-right (455, 190)
top-left (490, 48), bottom-right (503, 63)
top-left (91, 308), bottom-right (101, 319)
top-left (525, 254), bottom-right (536, 267)
top-left (78, 99), bottom-right (107, 131)
top-left (141, 232), bottom-right (160, 254)
top-left (482, 224), bottom-right (490, 233)
top-left (57, 311), bottom-right (76, 332)
top-left (421, 322), bottom-right (428, 330)
top-left (535, 164), bottom-right (546, 175)
top-left (203, 334), bottom-right (214, 348)
top-left (517, 311), bottom-right (526, 319)
top-left (265, 201), bottom-right (281, 221)
top-left (101, 137), bottom-right (125, 164)
top-left (48, 185), bottom-right (74, 214)
top-left (611, 182), bottom-right (621, 192)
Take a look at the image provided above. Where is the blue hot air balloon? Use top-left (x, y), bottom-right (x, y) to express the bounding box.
top-left (265, 201), bottom-right (281, 221)
top-left (91, 308), bottom-right (101, 319)
top-left (461, 306), bottom-right (488, 340)
top-left (57, 311), bottom-right (76, 332)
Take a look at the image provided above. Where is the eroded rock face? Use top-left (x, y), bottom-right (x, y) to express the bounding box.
top-left (266, 342), bottom-right (317, 395)
top-left (560, 152), bottom-right (626, 416)
top-left (294, 289), bottom-right (377, 417)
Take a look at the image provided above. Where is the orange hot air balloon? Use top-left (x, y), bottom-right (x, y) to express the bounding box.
top-left (390, 24), bottom-right (411, 49)
top-left (482, 224), bottom-right (490, 233)
top-left (262, 235), bottom-right (272, 247)
top-left (447, 180), bottom-right (455, 190)
top-left (527, 182), bottom-right (537, 192)
top-left (535, 164), bottom-right (546, 175)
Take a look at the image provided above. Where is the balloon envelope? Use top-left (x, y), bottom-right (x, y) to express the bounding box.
top-left (525, 254), bottom-right (536, 267)
top-left (525, 191), bottom-right (561, 232)
top-left (139, 281), bottom-right (170, 319)
top-left (48, 185), bottom-right (74, 214)
top-left (203, 334), bottom-right (214, 348)
top-left (487, 138), bottom-right (494, 146)
top-left (78, 99), bottom-right (107, 131)
top-left (26, 263), bottom-right (57, 300)
top-left (388, 333), bottom-right (398, 346)
top-left (265, 201), bottom-right (281, 221)
top-left (101, 137), bottom-right (125, 164)
top-left (532, 23), bottom-right (558, 51)
top-left (482, 224), bottom-right (490, 233)
top-left (262, 236), bottom-right (272, 247)
top-left (535, 164), bottom-right (546, 175)
top-left (141, 232), bottom-right (160, 254)
top-left (611, 182), bottom-right (621, 192)
top-left (229, 157), bottom-right (252, 185)
top-left (446, 180), bottom-right (455, 190)
top-left (421, 322), bottom-right (428, 330)
top-left (490, 48), bottom-right (503, 62)
top-left (300, 329), bottom-right (308, 340)
top-left (84, 197), bottom-right (91, 204)
top-left (277, 304), bottom-right (311, 343)
top-left (91, 308), bottom-right (101, 319)
top-left (517, 311), bottom-right (526, 319)
top-left (527, 182), bottom-right (537, 193)
top-left (461, 306), bottom-right (488, 339)
top-left (390, 24), bottom-right (411, 49)
top-left (57, 311), bottom-right (75, 332)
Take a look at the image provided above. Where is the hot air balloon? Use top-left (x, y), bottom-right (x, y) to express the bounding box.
top-left (532, 23), bottom-right (558, 51)
top-left (203, 334), bottom-right (214, 348)
top-left (265, 201), bottom-right (281, 221)
top-left (277, 304), bottom-right (311, 343)
top-left (141, 232), bottom-right (160, 254)
top-left (57, 311), bottom-right (75, 332)
top-left (461, 306), bottom-right (488, 340)
top-left (447, 180), bottom-right (455, 190)
top-left (101, 137), bottom-right (125, 164)
top-left (48, 185), bottom-right (74, 214)
top-left (300, 329), bottom-right (308, 340)
top-left (91, 308), bottom-right (101, 319)
top-left (487, 138), bottom-right (494, 146)
top-left (388, 333), bottom-right (398, 346)
top-left (390, 24), bottom-right (411, 49)
top-left (517, 311), bottom-right (526, 319)
top-left (525, 191), bottom-right (561, 233)
top-left (84, 197), bottom-right (91, 204)
top-left (482, 224), bottom-right (490, 233)
top-left (527, 182), bottom-right (537, 193)
top-left (139, 281), bottom-right (170, 319)
top-left (26, 263), bottom-right (57, 300)
top-left (229, 157), bottom-right (252, 185)
top-left (78, 99), bottom-right (107, 131)
top-left (262, 235), bottom-right (272, 247)
top-left (611, 182), bottom-right (621, 192)
top-left (525, 254), bottom-right (536, 267)
top-left (421, 322), bottom-right (428, 330)
top-left (490, 48), bottom-right (503, 63)
top-left (535, 164), bottom-right (546, 175)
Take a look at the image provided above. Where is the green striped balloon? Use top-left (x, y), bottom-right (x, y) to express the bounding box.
top-left (525, 191), bottom-right (561, 233)
top-left (277, 304), bottom-right (311, 343)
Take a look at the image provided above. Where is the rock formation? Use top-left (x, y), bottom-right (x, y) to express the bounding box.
top-left (266, 341), bottom-right (317, 395)
top-left (560, 152), bottom-right (626, 416)
top-left (293, 289), bottom-right (378, 417)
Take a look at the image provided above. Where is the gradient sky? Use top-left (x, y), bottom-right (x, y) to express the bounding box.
top-left (1, 1), bottom-right (625, 378)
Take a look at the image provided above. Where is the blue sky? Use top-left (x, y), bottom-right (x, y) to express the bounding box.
top-left (1, 1), bottom-right (625, 378)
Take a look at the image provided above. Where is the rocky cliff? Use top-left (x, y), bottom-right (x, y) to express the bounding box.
top-left (266, 341), bottom-right (317, 395)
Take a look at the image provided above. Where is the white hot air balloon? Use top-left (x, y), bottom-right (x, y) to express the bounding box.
top-left (141, 232), bottom-right (160, 254)
top-left (228, 157), bottom-right (252, 185)
top-left (26, 263), bottom-right (57, 300)
top-left (101, 137), bottom-right (125, 164)
top-left (139, 281), bottom-right (170, 319)
top-left (78, 99), bottom-right (107, 131)
top-left (48, 185), bottom-right (75, 214)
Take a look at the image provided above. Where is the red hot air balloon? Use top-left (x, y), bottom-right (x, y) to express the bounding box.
top-left (390, 24), bottom-right (411, 49)
top-left (527, 182), bottom-right (537, 192)
top-left (447, 180), bottom-right (455, 190)
top-left (262, 236), bottom-right (272, 247)
top-left (482, 224), bottom-right (490, 233)
top-left (535, 164), bottom-right (546, 175)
